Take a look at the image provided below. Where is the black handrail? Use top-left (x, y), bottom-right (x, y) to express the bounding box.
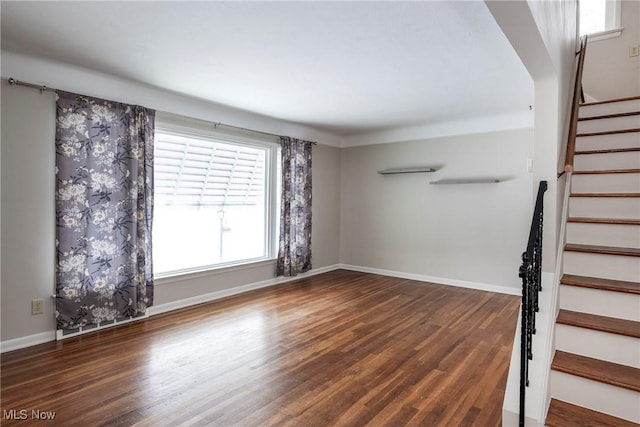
top-left (518, 180), bottom-right (547, 427)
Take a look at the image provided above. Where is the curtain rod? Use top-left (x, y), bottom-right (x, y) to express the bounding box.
top-left (7, 77), bottom-right (317, 145)
top-left (213, 121), bottom-right (316, 144)
top-left (8, 77), bottom-right (56, 93)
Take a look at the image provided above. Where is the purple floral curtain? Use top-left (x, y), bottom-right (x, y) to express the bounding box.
top-left (55, 91), bottom-right (155, 331)
top-left (276, 137), bottom-right (313, 277)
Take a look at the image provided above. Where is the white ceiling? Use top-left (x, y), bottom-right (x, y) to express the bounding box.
top-left (1, 1), bottom-right (533, 138)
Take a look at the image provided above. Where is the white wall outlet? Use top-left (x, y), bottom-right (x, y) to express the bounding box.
top-left (526, 159), bottom-right (533, 173)
top-left (31, 299), bottom-right (44, 315)
top-left (630, 46), bottom-right (639, 57)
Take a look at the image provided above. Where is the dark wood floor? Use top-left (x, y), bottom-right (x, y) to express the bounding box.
top-left (1, 270), bottom-right (519, 426)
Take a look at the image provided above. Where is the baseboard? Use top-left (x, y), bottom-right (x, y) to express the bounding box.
top-left (0, 331), bottom-right (56, 353)
top-left (502, 409), bottom-right (544, 427)
top-left (338, 264), bottom-right (521, 296)
top-left (1, 264), bottom-right (341, 353)
top-left (147, 264), bottom-right (341, 316)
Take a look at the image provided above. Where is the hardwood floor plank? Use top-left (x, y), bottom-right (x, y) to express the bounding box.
top-left (1, 270), bottom-right (519, 426)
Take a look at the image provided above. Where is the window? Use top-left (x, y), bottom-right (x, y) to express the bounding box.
top-left (153, 117), bottom-right (279, 276)
top-left (579, 0), bottom-right (622, 38)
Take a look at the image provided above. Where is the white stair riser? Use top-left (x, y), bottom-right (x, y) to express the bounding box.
top-left (563, 251), bottom-right (640, 284)
top-left (576, 132), bottom-right (640, 151)
top-left (569, 197), bottom-right (640, 218)
top-left (577, 115), bottom-right (640, 134)
top-left (579, 99), bottom-right (640, 118)
top-left (550, 371), bottom-right (640, 423)
top-left (559, 284), bottom-right (640, 320)
top-left (571, 173), bottom-right (640, 193)
top-left (555, 324), bottom-right (640, 368)
top-left (566, 223), bottom-right (640, 248)
top-left (573, 151), bottom-right (640, 171)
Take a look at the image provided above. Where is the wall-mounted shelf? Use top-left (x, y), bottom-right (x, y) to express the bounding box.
top-left (378, 167), bottom-right (437, 175)
top-left (430, 178), bottom-right (501, 184)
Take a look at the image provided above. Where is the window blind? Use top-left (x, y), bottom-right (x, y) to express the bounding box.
top-left (154, 133), bottom-right (266, 207)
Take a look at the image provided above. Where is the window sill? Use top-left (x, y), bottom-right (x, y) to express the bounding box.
top-left (154, 258), bottom-right (276, 286)
top-left (585, 27), bottom-right (624, 42)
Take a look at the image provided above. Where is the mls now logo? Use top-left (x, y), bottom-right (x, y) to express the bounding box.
top-left (3, 409), bottom-right (56, 420)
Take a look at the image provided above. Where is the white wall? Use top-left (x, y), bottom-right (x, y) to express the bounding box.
top-left (340, 128), bottom-right (533, 291)
top-left (0, 52), bottom-right (342, 346)
top-left (582, 0), bottom-right (640, 100)
top-left (487, 0), bottom-right (578, 273)
top-left (1, 83), bottom-right (57, 342)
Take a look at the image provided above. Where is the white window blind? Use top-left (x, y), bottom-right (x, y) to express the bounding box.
top-left (154, 132), bottom-right (266, 207)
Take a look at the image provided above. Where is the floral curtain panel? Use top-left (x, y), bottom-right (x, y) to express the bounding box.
top-left (276, 137), bottom-right (313, 277)
top-left (55, 91), bottom-right (155, 330)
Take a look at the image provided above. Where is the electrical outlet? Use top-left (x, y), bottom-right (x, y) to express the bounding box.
top-left (630, 46), bottom-right (639, 57)
top-left (31, 299), bottom-right (44, 315)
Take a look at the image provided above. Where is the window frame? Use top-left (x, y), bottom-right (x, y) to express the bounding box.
top-left (153, 113), bottom-right (281, 280)
top-left (580, 0), bottom-right (623, 41)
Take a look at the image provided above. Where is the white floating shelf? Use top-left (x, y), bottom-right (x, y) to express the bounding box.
top-left (378, 167), bottom-right (438, 175)
top-left (430, 178), bottom-right (501, 184)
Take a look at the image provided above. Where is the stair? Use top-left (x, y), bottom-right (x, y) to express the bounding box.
top-left (576, 128), bottom-right (640, 137)
top-left (556, 309), bottom-right (640, 338)
top-left (578, 110), bottom-right (640, 121)
top-left (560, 274), bottom-right (640, 294)
top-left (567, 217), bottom-right (640, 225)
top-left (564, 243), bottom-right (640, 257)
top-left (572, 168), bottom-right (640, 174)
top-left (546, 399), bottom-right (639, 427)
top-left (552, 351), bottom-right (640, 392)
top-left (547, 96), bottom-right (640, 425)
top-left (574, 147), bottom-right (640, 154)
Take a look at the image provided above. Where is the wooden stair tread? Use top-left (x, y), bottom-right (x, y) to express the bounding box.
top-left (573, 168), bottom-right (640, 174)
top-left (571, 192), bottom-right (640, 198)
top-left (578, 110), bottom-right (640, 121)
top-left (565, 243), bottom-right (640, 257)
top-left (581, 95), bottom-right (640, 107)
top-left (557, 309), bottom-right (640, 338)
top-left (575, 147), bottom-right (640, 155)
top-left (577, 128), bottom-right (640, 137)
top-left (551, 351), bottom-right (640, 392)
top-left (546, 398), bottom-right (639, 427)
top-left (561, 274), bottom-right (640, 295)
top-left (568, 217), bottom-right (640, 225)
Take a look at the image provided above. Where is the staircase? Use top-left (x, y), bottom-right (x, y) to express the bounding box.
top-left (546, 96), bottom-right (640, 426)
